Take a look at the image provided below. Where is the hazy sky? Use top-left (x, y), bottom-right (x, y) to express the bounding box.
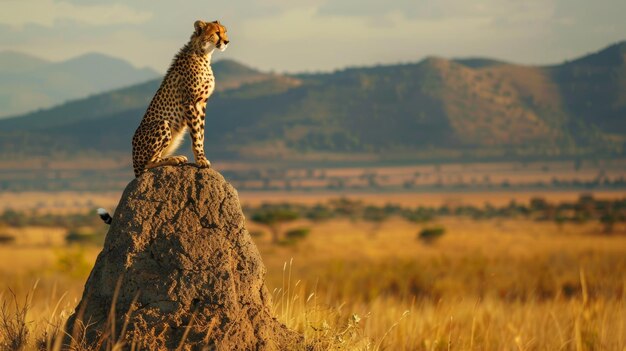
top-left (1, 0), bottom-right (625, 73)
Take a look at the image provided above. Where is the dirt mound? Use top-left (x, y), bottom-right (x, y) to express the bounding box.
top-left (65, 165), bottom-right (301, 350)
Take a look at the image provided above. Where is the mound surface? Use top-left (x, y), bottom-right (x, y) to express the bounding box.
top-left (65, 165), bottom-right (300, 350)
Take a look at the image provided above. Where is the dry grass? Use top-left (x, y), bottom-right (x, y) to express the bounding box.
top-left (0, 289), bottom-right (31, 351)
top-left (0, 217), bottom-right (625, 350)
top-left (260, 218), bottom-right (626, 350)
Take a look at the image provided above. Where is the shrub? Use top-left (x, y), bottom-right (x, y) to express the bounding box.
top-left (305, 205), bottom-right (334, 221)
top-left (418, 227), bottom-right (446, 244)
top-left (280, 227), bottom-right (311, 246)
top-left (0, 233), bottom-right (16, 245)
top-left (363, 206), bottom-right (388, 222)
top-left (250, 230), bottom-right (265, 238)
top-left (65, 228), bottom-right (104, 246)
top-left (404, 207), bottom-right (434, 223)
top-left (285, 227), bottom-right (310, 240)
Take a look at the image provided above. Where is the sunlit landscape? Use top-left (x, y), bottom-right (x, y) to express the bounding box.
top-left (2, 0), bottom-right (626, 349)
top-left (1, 192), bottom-right (625, 349)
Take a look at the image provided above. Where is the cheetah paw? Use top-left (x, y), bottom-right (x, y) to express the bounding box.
top-left (196, 158), bottom-right (211, 168)
top-left (172, 155), bottom-right (188, 164)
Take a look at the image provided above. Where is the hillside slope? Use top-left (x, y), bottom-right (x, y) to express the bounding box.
top-left (1, 42), bottom-right (625, 162)
top-left (0, 51), bottom-right (159, 118)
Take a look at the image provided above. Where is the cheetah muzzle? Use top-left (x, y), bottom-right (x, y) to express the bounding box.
top-left (131, 20), bottom-right (229, 177)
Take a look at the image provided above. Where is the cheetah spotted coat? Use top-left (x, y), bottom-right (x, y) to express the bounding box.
top-left (131, 20), bottom-right (229, 177)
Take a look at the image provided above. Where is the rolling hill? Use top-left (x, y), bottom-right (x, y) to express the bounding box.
top-left (0, 51), bottom-right (159, 118)
top-left (1, 41), bottom-right (625, 163)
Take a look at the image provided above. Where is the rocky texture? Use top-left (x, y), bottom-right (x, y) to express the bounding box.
top-left (65, 165), bottom-right (300, 350)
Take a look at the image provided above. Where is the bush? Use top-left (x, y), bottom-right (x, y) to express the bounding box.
top-left (65, 228), bottom-right (104, 246)
top-left (0, 233), bottom-right (16, 245)
top-left (363, 206), bottom-right (388, 223)
top-left (280, 227), bottom-right (310, 245)
top-left (285, 227), bottom-right (310, 240)
top-left (404, 207), bottom-right (434, 223)
top-left (305, 205), bottom-right (334, 221)
top-left (249, 230), bottom-right (265, 238)
top-left (418, 227), bottom-right (446, 244)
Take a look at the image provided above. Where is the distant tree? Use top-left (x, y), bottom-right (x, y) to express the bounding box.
top-left (330, 198), bottom-right (363, 219)
top-left (363, 205), bottom-right (388, 237)
top-left (251, 208), bottom-right (299, 243)
top-left (404, 207), bottom-right (434, 223)
top-left (576, 194), bottom-right (596, 219)
top-left (0, 209), bottom-right (26, 227)
top-left (554, 213), bottom-right (567, 231)
top-left (305, 204), bottom-right (334, 222)
top-left (600, 212), bottom-right (618, 234)
top-left (438, 205), bottom-right (451, 216)
top-left (530, 197), bottom-right (548, 211)
top-left (578, 193), bottom-right (595, 204)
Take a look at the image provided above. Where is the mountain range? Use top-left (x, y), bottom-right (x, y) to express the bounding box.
top-left (0, 51), bottom-right (159, 118)
top-left (0, 41), bottom-right (625, 163)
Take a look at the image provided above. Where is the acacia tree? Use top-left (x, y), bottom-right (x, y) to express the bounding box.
top-left (362, 205), bottom-right (388, 237)
top-left (251, 208), bottom-right (299, 243)
top-left (600, 212), bottom-right (618, 234)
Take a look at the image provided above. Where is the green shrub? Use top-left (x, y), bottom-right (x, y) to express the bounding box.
top-left (363, 206), bottom-right (388, 223)
top-left (250, 230), bottom-right (265, 238)
top-left (305, 205), bottom-right (334, 221)
top-left (280, 227), bottom-right (311, 246)
top-left (418, 227), bottom-right (446, 244)
top-left (65, 229), bottom-right (104, 246)
top-left (0, 233), bottom-right (16, 245)
top-left (285, 227), bottom-right (310, 240)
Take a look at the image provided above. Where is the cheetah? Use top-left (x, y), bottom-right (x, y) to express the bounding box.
top-left (131, 20), bottom-right (229, 177)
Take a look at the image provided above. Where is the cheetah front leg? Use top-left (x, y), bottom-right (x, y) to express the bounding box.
top-left (187, 102), bottom-right (211, 168)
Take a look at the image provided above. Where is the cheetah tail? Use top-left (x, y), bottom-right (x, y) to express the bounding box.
top-left (97, 208), bottom-right (112, 225)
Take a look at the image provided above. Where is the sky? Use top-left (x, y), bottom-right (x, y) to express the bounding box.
top-left (1, 0), bottom-right (625, 73)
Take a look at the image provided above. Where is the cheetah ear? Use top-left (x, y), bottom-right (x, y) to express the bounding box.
top-left (212, 20), bottom-right (220, 25)
top-left (194, 20), bottom-right (207, 35)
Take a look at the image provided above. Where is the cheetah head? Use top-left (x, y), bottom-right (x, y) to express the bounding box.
top-left (192, 20), bottom-right (229, 53)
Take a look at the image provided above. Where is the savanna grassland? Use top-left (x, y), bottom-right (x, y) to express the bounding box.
top-left (0, 192), bottom-right (625, 350)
